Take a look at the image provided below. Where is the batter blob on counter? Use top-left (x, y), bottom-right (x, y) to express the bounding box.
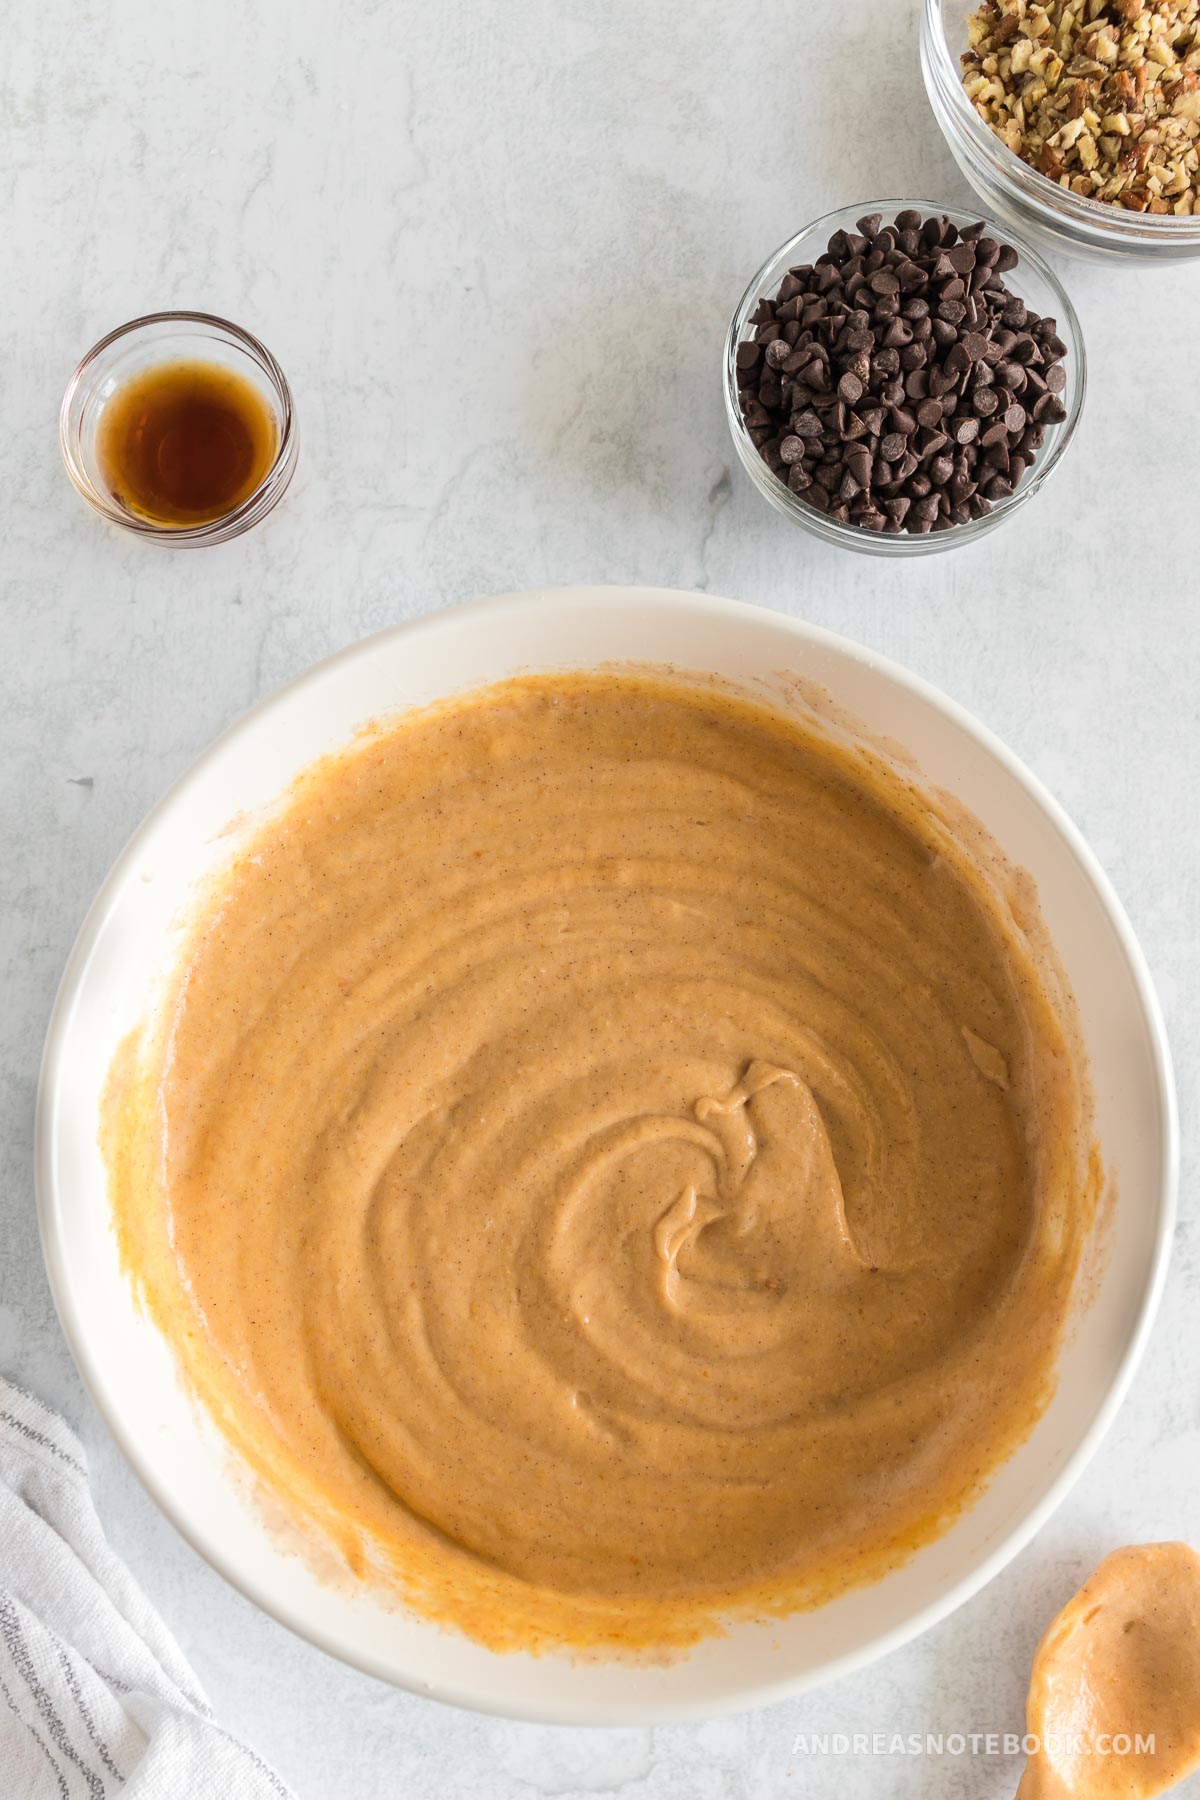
top-left (106, 671), bottom-right (1098, 1654)
top-left (1018, 1543), bottom-right (1200, 1799)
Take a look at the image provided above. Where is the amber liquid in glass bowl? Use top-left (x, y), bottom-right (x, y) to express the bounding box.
top-left (95, 360), bottom-right (279, 527)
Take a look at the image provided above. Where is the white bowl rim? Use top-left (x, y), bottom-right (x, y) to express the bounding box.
top-left (35, 585), bottom-right (1178, 1723)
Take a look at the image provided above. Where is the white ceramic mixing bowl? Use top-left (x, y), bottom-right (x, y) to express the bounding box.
top-left (37, 587), bottom-right (1176, 1723)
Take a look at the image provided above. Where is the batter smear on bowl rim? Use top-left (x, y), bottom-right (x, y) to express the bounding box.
top-left (104, 669), bottom-right (1100, 1655)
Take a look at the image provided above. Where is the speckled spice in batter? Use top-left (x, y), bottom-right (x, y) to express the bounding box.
top-left (105, 670), bottom-right (1099, 1656)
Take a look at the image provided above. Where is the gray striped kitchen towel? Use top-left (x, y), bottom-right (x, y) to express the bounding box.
top-left (0, 1375), bottom-right (296, 1798)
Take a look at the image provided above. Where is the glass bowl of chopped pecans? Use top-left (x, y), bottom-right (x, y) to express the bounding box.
top-left (922, 0), bottom-right (1200, 261)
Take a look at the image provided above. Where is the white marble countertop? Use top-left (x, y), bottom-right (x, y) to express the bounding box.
top-left (4, 1), bottom-right (1199, 1795)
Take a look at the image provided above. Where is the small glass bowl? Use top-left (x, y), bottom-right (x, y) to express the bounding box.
top-left (60, 312), bottom-right (299, 546)
top-left (922, 0), bottom-right (1200, 264)
top-left (724, 199), bottom-right (1086, 558)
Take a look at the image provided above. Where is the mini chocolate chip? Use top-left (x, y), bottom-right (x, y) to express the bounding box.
top-left (846, 444), bottom-right (873, 488)
top-left (838, 371), bottom-right (864, 405)
top-left (883, 319), bottom-right (914, 348)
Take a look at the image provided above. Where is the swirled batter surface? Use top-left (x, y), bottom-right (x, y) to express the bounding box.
top-left (107, 671), bottom-right (1096, 1653)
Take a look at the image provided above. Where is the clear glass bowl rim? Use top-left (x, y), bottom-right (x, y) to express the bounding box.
top-left (723, 197), bottom-right (1087, 555)
top-left (59, 309), bottom-right (299, 544)
top-left (921, 0), bottom-right (1200, 248)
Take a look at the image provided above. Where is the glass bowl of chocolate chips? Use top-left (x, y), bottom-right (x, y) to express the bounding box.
top-left (724, 200), bottom-right (1085, 555)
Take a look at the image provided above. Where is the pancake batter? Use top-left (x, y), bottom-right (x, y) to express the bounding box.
top-left (106, 671), bottom-right (1098, 1653)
